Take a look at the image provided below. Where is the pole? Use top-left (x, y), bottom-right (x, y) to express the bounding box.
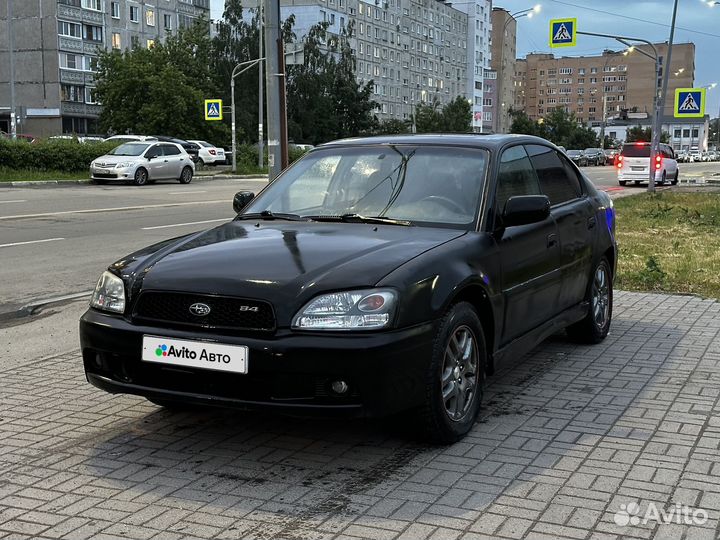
top-left (649, 0), bottom-right (679, 193)
top-left (8, 0), bottom-right (17, 139)
top-left (717, 100), bottom-right (720, 150)
top-left (257, 4), bottom-right (264, 169)
top-left (265, 0), bottom-right (282, 180)
top-left (278, 37), bottom-right (288, 170)
top-left (600, 94), bottom-right (607, 149)
top-left (231, 76), bottom-right (237, 173)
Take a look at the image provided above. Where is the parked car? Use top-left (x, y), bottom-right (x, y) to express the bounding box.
top-left (151, 136), bottom-right (201, 163)
top-left (104, 135), bottom-right (157, 143)
top-left (689, 149), bottom-right (702, 162)
top-left (566, 149), bottom-right (588, 167)
top-left (604, 148), bottom-right (618, 163)
top-left (80, 134), bottom-right (617, 443)
top-left (189, 140), bottom-right (226, 165)
top-left (676, 150), bottom-right (691, 163)
top-left (90, 141), bottom-right (195, 186)
top-left (583, 148), bottom-right (606, 166)
top-left (616, 142), bottom-right (678, 186)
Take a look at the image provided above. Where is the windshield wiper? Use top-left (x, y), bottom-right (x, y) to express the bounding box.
top-left (305, 213), bottom-right (411, 226)
top-left (236, 210), bottom-right (309, 221)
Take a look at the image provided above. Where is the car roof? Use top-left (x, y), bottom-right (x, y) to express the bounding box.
top-left (318, 133), bottom-right (558, 151)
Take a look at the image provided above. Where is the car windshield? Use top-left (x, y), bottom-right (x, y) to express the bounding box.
top-left (567, 150), bottom-right (582, 156)
top-left (585, 148), bottom-right (601, 153)
top-left (243, 145), bottom-right (488, 228)
top-left (621, 144), bottom-right (651, 158)
top-left (110, 143), bottom-right (151, 156)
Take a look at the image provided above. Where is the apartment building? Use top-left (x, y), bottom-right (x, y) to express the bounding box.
top-left (520, 43), bottom-right (695, 127)
top-left (0, 0), bottom-right (210, 137)
top-left (258, 0), bottom-right (490, 125)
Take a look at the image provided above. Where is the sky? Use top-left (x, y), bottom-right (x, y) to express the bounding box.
top-left (210, 0), bottom-right (720, 117)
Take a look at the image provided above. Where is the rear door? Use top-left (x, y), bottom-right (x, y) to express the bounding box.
top-left (161, 144), bottom-right (183, 178)
top-left (526, 144), bottom-right (594, 311)
top-left (661, 144), bottom-right (678, 179)
top-left (494, 145), bottom-right (562, 345)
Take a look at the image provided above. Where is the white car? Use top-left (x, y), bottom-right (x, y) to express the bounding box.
top-left (617, 142), bottom-right (678, 186)
top-left (189, 140), bottom-right (226, 165)
top-left (90, 141), bottom-right (195, 186)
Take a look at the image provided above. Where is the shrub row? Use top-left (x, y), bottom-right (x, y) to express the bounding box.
top-left (0, 139), bottom-right (121, 172)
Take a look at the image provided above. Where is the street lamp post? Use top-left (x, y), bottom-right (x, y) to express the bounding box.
top-left (257, 6), bottom-right (264, 169)
top-left (497, 5), bottom-right (540, 133)
top-left (7, 0), bottom-right (16, 140)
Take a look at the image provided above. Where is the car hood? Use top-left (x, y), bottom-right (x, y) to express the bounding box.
top-left (122, 221), bottom-right (465, 320)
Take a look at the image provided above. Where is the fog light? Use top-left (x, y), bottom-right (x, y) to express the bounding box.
top-left (94, 352), bottom-right (103, 368)
top-left (331, 380), bottom-right (348, 394)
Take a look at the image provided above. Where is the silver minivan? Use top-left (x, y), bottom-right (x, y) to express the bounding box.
top-left (91, 142), bottom-right (195, 186)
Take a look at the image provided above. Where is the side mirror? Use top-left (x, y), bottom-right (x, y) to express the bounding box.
top-left (146, 153), bottom-right (158, 160)
top-left (501, 195), bottom-right (551, 228)
top-left (233, 191), bottom-right (255, 213)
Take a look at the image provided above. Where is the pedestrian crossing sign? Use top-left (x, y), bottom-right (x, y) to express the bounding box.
top-left (549, 18), bottom-right (576, 48)
top-left (204, 99), bottom-right (223, 121)
top-left (674, 88), bottom-right (705, 118)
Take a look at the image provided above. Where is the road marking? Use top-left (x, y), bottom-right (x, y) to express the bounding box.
top-left (167, 190), bottom-right (207, 195)
top-left (141, 218), bottom-right (229, 230)
top-left (0, 237), bottom-right (65, 248)
top-left (0, 200), bottom-right (227, 221)
top-left (0, 200), bottom-right (27, 204)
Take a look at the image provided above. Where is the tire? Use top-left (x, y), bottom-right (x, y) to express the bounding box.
top-left (419, 302), bottom-right (486, 444)
top-left (134, 167), bottom-right (148, 186)
top-left (566, 258), bottom-right (613, 344)
top-left (179, 166), bottom-right (193, 184)
top-left (634, 180), bottom-right (642, 186)
top-left (671, 169), bottom-right (679, 185)
top-left (659, 171), bottom-right (666, 185)
top-left (618, 180), bottom-right (627, 186)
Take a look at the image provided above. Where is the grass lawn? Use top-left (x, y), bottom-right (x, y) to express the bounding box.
top-left (0, 168), bottom-right (87, 182)
top-left (614, 191), bottom-right (720, 299)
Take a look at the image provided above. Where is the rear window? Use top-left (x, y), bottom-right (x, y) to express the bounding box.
top-left (621, 144), bottom-right (651, 158)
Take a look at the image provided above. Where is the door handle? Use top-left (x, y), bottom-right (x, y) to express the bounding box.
top-left (163, 159), bottom-right (169, 162)
top-left (587, 216), bottom-right (596, 229)
top-left (547, 233), bottom-right (557, 248)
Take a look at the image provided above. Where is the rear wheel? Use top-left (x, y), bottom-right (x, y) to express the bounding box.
top-left (567, 258), bottom-right (613, 344)
top-left (671, 169), bottom-right (679, 185)
top-left (618, 180), bottom-right (627, 186)
top-left (134, 168), bottom-right (148, 186)
top-left (419, 302), bottom-right (486, 444)
top-left (659, 171), bottom-right (667, 185)
top-left (179, 166), bottom-right (193, 184)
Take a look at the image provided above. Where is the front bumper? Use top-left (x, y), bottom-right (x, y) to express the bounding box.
top-left (90, 166), bottom-right (135, 181)
top-left (80, 309), bottom-right (435, 417)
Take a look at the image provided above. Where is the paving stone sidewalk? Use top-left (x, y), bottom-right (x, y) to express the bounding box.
top-left (1, 291), bottom-right (719, 540)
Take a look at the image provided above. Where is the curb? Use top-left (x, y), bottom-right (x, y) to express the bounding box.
top-left (1, 175), bottom-right (269, 188)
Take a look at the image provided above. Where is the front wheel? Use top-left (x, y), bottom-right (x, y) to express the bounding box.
top-left (619, 180), bottom-right (627, 186)
top-left (179, 166), bottom-right (193, 184)
top-left (419, 302), bottom-right (486, 444)
top-left (567, 258), bottom-right (613, 344)
top-left (134, 168), bottom-right (148, 186)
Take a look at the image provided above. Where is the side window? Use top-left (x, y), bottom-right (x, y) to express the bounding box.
top-left (526, 144), bottom-right (581, 206)
top-left (495, 145), bottom-right (541, 214)
top-left (163, 144), bottom-right (180, 156)
top-left (145, 144), bottom-right (161, 158)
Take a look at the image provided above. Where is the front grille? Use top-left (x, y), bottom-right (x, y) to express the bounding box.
top-left (93, 172), bottom-right (118, 178)
top-left (133, 291), bottom-right (275, 331)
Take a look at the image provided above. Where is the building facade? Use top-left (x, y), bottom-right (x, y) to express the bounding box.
top-left (520, 43), bottom-right (695, 128)
top-left (257, 0), bottom-right (491, 126)
top-left (488, 7), bottom-right (516, 134)
top-left (0, 0), bottom-right (210, 137)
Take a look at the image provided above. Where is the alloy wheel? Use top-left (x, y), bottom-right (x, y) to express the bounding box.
top-left (591, 264), bottom-right (610, 329)
top-left (441, 325), bottom-right (479, 421)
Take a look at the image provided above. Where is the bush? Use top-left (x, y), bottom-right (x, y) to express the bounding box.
top-left (0, 138), bottom-right (121, 172)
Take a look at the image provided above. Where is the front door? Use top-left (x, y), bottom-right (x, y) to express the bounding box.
top-left (494, 145), bottom-right (562, 345)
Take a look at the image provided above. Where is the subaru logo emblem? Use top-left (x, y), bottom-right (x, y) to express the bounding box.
top-left (189, 302), bottom-right (211, 316)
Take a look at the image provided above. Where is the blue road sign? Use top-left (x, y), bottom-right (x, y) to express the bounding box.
top-left (674, 88), bottom-right (705, 118)
top-left (205, 99), bottom-right (223, 121)
top-left (549, 18), bottom-right (576, 48)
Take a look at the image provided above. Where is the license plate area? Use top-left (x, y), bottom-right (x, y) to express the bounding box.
top-left (142, 335), bottom-right (248, 374)
top-left (631, 166), bottom-right (645, 171)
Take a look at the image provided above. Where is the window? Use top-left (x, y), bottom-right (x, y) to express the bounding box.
top-left (590, 67), bottom-right (598, 74)
top-left (559, 67), bottom-right (572, 75)
top-left (692, 129), bottom-right (699, 138)
top-left (59, 0), bottom-right (81, 6)
top-left (60, 53), bottom-right (79, 69)
top-left (131, 35), bottom-right (139, 48)
top-left (130, 5), bottom-right (139, 22)
top-left (526, 145), bottom-right (581, 205)
top-left (85, 87), bottom-right (98, 104)
top-left (61, 84), bottom-right (85, 102)
top-left (483, 98), bottom-right (492, 106)
top-left (110, 1), bottom-right (119, 17)
top-left (58, 21), bottom-right (82, 38)
top-left (161, 144), bottom-right (181, 156)
top-left (164, 14), bottom-right (172, 30)
top-left (83, 24), bottom-right (103, 41)
top-left (146, 39), bottom-right (155, 48)
top-left (495, 145), bottom-right (541, 214)
top-left (82, 0), bottom-right (102, 10)
top-left (112, 32), bottom-right (121, 49)
top-left (146, 8), bottom-right (155, 26)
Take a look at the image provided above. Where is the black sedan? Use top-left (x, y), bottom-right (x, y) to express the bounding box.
top-left (566, 149), bottom-right (588, 167)
top-left (80, 134), bottom-right (616, 443)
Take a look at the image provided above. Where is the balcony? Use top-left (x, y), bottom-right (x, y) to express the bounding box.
top-left (58, 4), bottom-right (82, 19)
top-left (61, 102), bottom-right (102, 117)
top-left (58, 37), bottom-right (83, 53)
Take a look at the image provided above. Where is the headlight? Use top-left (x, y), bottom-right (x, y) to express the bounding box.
top-left (292, 289), bottom-right (397, 330)
top-left (115, 162), bottom-right (132, 168)
top-left (90, 271), bottom-right (126, 314)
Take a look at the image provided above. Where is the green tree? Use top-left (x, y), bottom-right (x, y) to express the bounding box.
top-left (94, 20), bottom-right (226, 142)
top-left (625, 126), bottom-right (670, 144)
top-left (286, 22), bottom-right (377, 144)
top-left (375, 118), bottom-right (411, 134)
top-left (441, 96), bottom-right (472, 132)
top-left (509, 108), bottom-right (547, 138)
top-left (543, 108), bottom-right (598, 149)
